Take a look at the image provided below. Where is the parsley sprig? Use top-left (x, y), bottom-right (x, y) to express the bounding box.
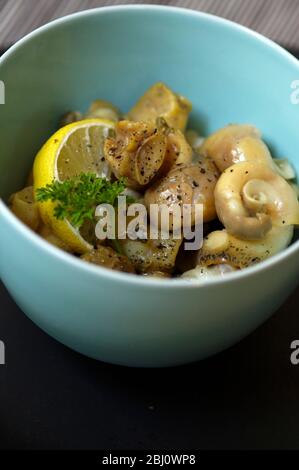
top-left (36, 173), bottom-right (128, 228)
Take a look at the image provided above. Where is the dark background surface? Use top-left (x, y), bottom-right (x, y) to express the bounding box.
top-left (1, 5), bottom-right (299, 448)
top-left (1, 280), bottom-right (299, 450)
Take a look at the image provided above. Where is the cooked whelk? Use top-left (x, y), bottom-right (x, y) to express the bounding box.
top-left (214, 162), bottom-right (299, 240)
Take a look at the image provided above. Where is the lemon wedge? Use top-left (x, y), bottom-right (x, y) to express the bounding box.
top-left (33, 119), bottom-right (115, 253)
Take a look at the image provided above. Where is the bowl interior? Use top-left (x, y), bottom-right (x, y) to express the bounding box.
top-left (1, 6), bottom-right (299, 201)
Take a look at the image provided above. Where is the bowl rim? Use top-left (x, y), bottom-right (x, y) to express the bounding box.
top-left (0, 3), bottom-right (299, 289)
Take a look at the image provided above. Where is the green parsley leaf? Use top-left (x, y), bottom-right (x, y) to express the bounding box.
top-left (36, 173), bottom-right (129, 228)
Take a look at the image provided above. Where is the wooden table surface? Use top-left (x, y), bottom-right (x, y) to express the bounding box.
top-left (0, 0), bottom-right (299, 49)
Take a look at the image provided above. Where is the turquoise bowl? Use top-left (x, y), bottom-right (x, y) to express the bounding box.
top-left (0, 6), bottom-right (299, 367)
